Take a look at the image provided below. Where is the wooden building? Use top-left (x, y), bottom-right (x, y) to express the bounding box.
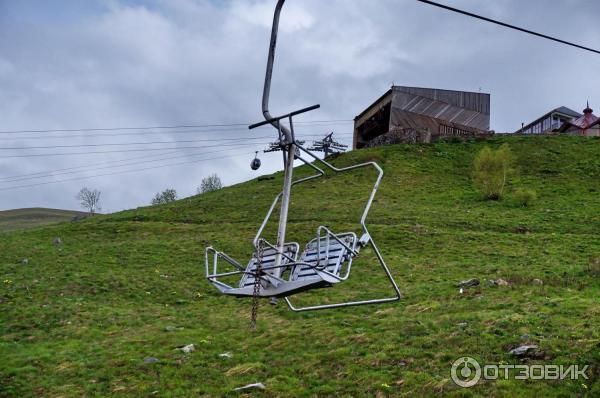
top-left (514, 106), bottom-right (581, 134)
top-left (353, 86), bottom-right (491, 149)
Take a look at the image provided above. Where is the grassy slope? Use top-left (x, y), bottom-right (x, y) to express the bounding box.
top-left (1, 135), bottom-right (600, 397)
top-left (0, 208), bottom-right (87, 232)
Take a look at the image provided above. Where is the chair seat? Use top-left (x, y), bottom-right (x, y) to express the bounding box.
top-left (290, 232), bottom-right (357, 284)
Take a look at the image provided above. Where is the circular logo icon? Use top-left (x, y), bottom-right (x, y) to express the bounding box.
top-left (451, 357), bottom-right (481, 388)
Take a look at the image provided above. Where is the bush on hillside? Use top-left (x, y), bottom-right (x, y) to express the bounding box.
top-left (152, 188), bottom-right (177, 205)
top-left (513, 188), bottom-right (537, 207)
top-left (473, 144), bottom-right (515, 200)
top-left (198, 174), bottom-right (223, 194)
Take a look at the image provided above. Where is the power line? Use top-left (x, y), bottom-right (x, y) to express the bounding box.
top-left (0, 151), bottom-right (257, 191)
top-left (0, 132), bottom-right (354, 180)
top-left (0, 119), bottom-right (353, 135)
top-left (0, 133), bottom-right (353, 158)
top-left (0, 148), bottom-right (239, 183)
top-left (0, 142), bottom-right (272, 158)
top-left (0, 136), bottom-right (277, 150)
top-left (0, 149), bottom-right (186, 181)
top-left (0, 131), bottom-right (352, 150)
top-left (0, 123), bottom-right (246, 134)
top-left (415, 0), bottom-right (600, 55)
top-left (0, 130), bottom-right (270, 142)
top-left (0, 133), bottom-right (353, 188)
top-left (0, 121), bottom-right (353, 141)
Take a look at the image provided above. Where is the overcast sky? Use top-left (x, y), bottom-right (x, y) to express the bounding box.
top-left (0, 0), bottom-right (598, 212)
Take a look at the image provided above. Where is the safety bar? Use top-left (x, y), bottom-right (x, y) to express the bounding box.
top-left (276, 144), bottom-right (401, 312)
top-left (295, 143), bottom-right (383, 229)
top-left (284, 234), bottom-right (401, 311)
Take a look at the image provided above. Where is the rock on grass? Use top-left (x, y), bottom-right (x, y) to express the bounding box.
top-left (457, 278), bottom-right (480, 288)
top-left (509, 344), bottom-right (545, 359)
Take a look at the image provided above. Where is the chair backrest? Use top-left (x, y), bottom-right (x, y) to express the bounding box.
top-left (239, 243), bottom-right (299, 288)
top-left (291, 232), bottom-right (357, 282)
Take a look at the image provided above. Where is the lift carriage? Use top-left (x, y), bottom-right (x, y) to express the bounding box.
top-left (204, 0), bottom-right (401, 312)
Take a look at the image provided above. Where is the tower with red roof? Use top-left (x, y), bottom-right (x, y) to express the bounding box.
top-left (559, 102), bottom-right (600, 136)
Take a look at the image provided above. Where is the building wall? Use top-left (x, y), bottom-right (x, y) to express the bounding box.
top-left (564, 125), bottom-right (600, 136)
top-left (353, 90), bottom-right (393, 149)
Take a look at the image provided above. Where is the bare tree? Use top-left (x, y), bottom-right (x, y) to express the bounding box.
top-left (151, 188), bottom-right (177, 205)
top-left (76, 187), bottom-right (101, 214)
top-left (198, 174), bottom-right (222, 194)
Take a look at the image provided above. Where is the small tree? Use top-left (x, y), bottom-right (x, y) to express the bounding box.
top-left (76, 187), bottom-right (101, 214)
top-left (473, 144), bottom-right (515, 200)
top-left (151, 188), bottom-right (177, 205)
top-left (198, 174), bottom-right (222, 194)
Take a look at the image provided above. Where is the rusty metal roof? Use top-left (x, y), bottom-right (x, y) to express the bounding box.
top-left (560, 102), bottom-right (598, 130)
top-left (390, 86), bottom-right (490, 131)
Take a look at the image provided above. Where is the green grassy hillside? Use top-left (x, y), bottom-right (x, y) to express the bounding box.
top-left (0, 208), bottom-right (87, 232)
top-left (1, 135), bottom-right (600, 397)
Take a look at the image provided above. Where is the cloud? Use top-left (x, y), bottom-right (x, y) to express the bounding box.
top-left (230, 0), bottom-right (314, 33)
top-left (0, 0), bottom-right (598, 211)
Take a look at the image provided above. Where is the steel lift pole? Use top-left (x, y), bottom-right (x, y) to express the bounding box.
top-left (262, 0), bottom-right (292, 280)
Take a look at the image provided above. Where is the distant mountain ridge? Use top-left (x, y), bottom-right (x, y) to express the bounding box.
top-left (0, 207), bottom-right (88, 232)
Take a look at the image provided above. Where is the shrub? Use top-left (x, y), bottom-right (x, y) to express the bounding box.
top-left (473, 144), bottom-right (515, 200)
top-left (151, 188), bottom-right (177, 205)
top-left (513, 188), bottom-right (537, 207)
top-left (198, 174), bottom-right (222, 194)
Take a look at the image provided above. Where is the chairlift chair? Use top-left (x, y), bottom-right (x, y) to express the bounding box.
top-left (203, 0), bottom-right (401, 312)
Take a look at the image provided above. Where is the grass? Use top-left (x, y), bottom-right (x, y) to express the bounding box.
top-left (0, 208), bottom-right (87, 232)
top-left (1, 135), bottom-right (600, 397)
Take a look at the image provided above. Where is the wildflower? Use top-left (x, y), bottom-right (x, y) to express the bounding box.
top-left (3, 279), bottom-right (12, 284)
top-left (380, 383), bottom-right (390, 389)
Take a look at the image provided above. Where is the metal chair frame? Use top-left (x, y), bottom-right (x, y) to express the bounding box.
top-left (203, 0), bottom-right (401, 311)
top-left (204, 128), bottom-right (402, 310)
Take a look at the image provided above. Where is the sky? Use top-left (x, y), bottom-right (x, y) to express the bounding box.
top-left (0, 0), bottom-right (598, 212)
